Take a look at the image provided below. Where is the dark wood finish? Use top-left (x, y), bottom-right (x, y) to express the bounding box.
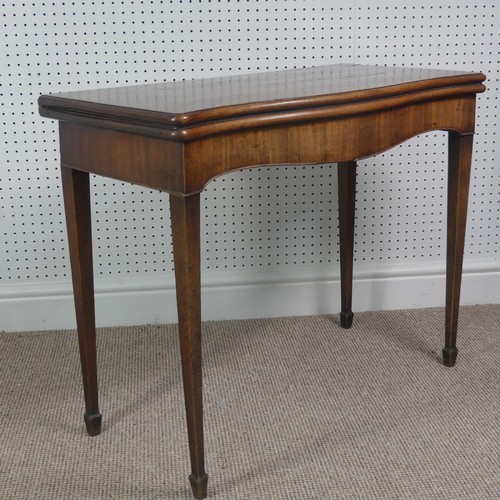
top-left (338, 161), bottom-right (357, 329)
top-left (182, 95), bottom-right (481, 194)
top-left (169, 194), bottom-right (207, 499)
top-left (54, 96), bottom-right (479, 197)
top-left (39, 64), bottom-right (486, 498)
top-left (59, 122), bottom-right (185, 193)
top-left (443, 132), bottom-right (474, 367)
top-left (39, 64), bottom-right (484, 138)
top-left (60, 166), bottom-right (102, 436)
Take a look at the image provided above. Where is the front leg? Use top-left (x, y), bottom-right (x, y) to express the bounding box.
top-left (61, 166), bottom-right (102, 435)
top-left (170, 194), bottom-right (208, 499)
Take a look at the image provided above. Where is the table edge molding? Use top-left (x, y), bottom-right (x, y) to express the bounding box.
top-left (38, 81), bottom-right (485, 142)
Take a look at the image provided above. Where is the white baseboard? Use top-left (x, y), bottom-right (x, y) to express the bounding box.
top-left (1, 260), bottom-right (499, 332)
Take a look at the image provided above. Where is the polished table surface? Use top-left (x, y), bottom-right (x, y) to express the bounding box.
top-left (39, 63), bottom-right (486, 499)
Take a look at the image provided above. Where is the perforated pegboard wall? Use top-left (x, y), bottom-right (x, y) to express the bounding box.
top-left (1, 2), bottom-right (498, 309)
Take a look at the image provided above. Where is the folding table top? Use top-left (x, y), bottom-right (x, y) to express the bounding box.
top-left (39, 64), bottom-right (486, 138)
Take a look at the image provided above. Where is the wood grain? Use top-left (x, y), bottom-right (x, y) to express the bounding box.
top-left (338, 161), bottom-right (357, 329)
top-left (60, 166), bottom-right (102, 436)
top-left (443, 132), bottom-right (474, 367)
top-left (169, 194), bottom-right (207, 499)
top-left (183, 96), bottom-right (478, 194)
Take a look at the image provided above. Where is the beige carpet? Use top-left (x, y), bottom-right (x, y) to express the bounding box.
top-left (0, 305), bottom-right (499, 499)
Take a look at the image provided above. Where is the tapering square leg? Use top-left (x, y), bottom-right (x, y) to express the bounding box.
top-left (170, 194), bottom-right (208, 500)
top-left (61, 166), bottom-right (102, 436)
top-left (444, 132), bottom-right (474, 367)
top-left (338, 161), bottom-right (357, 329)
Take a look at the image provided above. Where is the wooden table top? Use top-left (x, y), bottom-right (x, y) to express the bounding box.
top-left (39, 64), bottom-right (485, 140)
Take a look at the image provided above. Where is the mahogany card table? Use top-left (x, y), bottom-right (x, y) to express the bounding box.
top-left (39, 63), bottom-right (486, 499)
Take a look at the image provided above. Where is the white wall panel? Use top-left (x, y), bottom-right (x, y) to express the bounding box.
top-left (354, 0), bottom-right (499, 263)
top-left (1, 1), bottom-right (498, 331)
